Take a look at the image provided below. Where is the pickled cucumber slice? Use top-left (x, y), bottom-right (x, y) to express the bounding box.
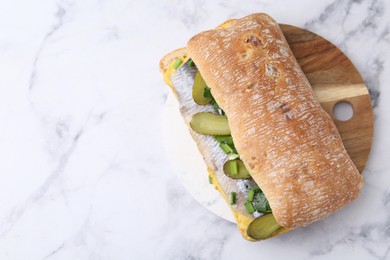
top-left (271, 227), bottom-right (290, 237)
top-left (192, 71), bottom-right (212, 105)
top-left (223, 160), bottom-right (251, 179)
top-left (189, 112), bottom-right (230, 135)
top-left (247, 214), bottom-right (282, 240)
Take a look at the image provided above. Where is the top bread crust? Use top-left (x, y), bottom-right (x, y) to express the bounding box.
top-left (186, 13), bottom-right (363, 228)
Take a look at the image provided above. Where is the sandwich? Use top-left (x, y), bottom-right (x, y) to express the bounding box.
top-left (159, 13), bottom-right (363, 241)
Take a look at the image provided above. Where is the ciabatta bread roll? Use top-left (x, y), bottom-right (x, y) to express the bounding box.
top-left (160, 13), bottom-right (363, 240)
top-left (187, 13), bottom-right (363, 228)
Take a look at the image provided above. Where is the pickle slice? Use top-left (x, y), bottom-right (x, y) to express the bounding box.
top-left (189, 112), bottom-right (230, 135)
top-left (271, 227), bottom-right (290, 237)
top-left (192, 71), bottom-right (212, 105)
top-left (247, 214), bottom-right (282, 240)
top-left (223, 160), bottom-right (251, 179)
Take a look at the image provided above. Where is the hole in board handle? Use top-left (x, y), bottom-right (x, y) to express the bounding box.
top-left (333, 101), bottom-right (354, 121)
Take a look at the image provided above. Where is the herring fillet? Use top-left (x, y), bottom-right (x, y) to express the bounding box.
top-left (171, 62), bottom-right (259, 218)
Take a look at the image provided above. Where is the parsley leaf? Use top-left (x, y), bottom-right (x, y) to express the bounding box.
top-left (252, 191), bottom-right (272, 213)
top-left (203, 87), bottom-right (212, 99)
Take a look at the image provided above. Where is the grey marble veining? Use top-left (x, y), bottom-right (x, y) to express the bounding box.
top-left (304, 0), bottom-right (389, 109)
top-left (0, 0), bottom-right (389, 259)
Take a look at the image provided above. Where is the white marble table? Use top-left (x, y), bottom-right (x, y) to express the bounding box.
top-left (0, 0), bottom-right (389, 259)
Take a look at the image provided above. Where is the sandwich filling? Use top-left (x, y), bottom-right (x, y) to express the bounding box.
top-left (164, 55), bottom-right (288, 240)
top-left (169, 56), bottom-right (272, 216)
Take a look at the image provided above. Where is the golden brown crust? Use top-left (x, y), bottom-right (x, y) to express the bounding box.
top-left (159, 48), bottom-right (187, 73)
top-left (187, 13), bottom-right (363, 228)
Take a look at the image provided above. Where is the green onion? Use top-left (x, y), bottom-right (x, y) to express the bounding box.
top-left (230, 161), bottom-right (238, 175)
top-left (247, 189), bottom-right (255, 202)
top-left (173, 58), bottom-right (183, 69)
top-left (188, 59), bottom-right (195, 67)
top-left (220, 143), bottom-right (233, 154)
top-left (208, 175), bottom-right (213, 184)
top-left (245, 201), bottom-right (255, 214)
top-left (228, 153), bottom-right (239, 160)
top-left (214, 135), bottom-right (233, 145)
top-left (230, 192), bottom-right (236, 205)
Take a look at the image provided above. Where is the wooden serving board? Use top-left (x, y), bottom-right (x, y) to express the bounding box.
top-left (280, 24), bottom-right (374, 173)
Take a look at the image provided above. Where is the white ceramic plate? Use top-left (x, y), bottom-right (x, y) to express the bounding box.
top-left (163, 92), bottom-right (235, 223)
